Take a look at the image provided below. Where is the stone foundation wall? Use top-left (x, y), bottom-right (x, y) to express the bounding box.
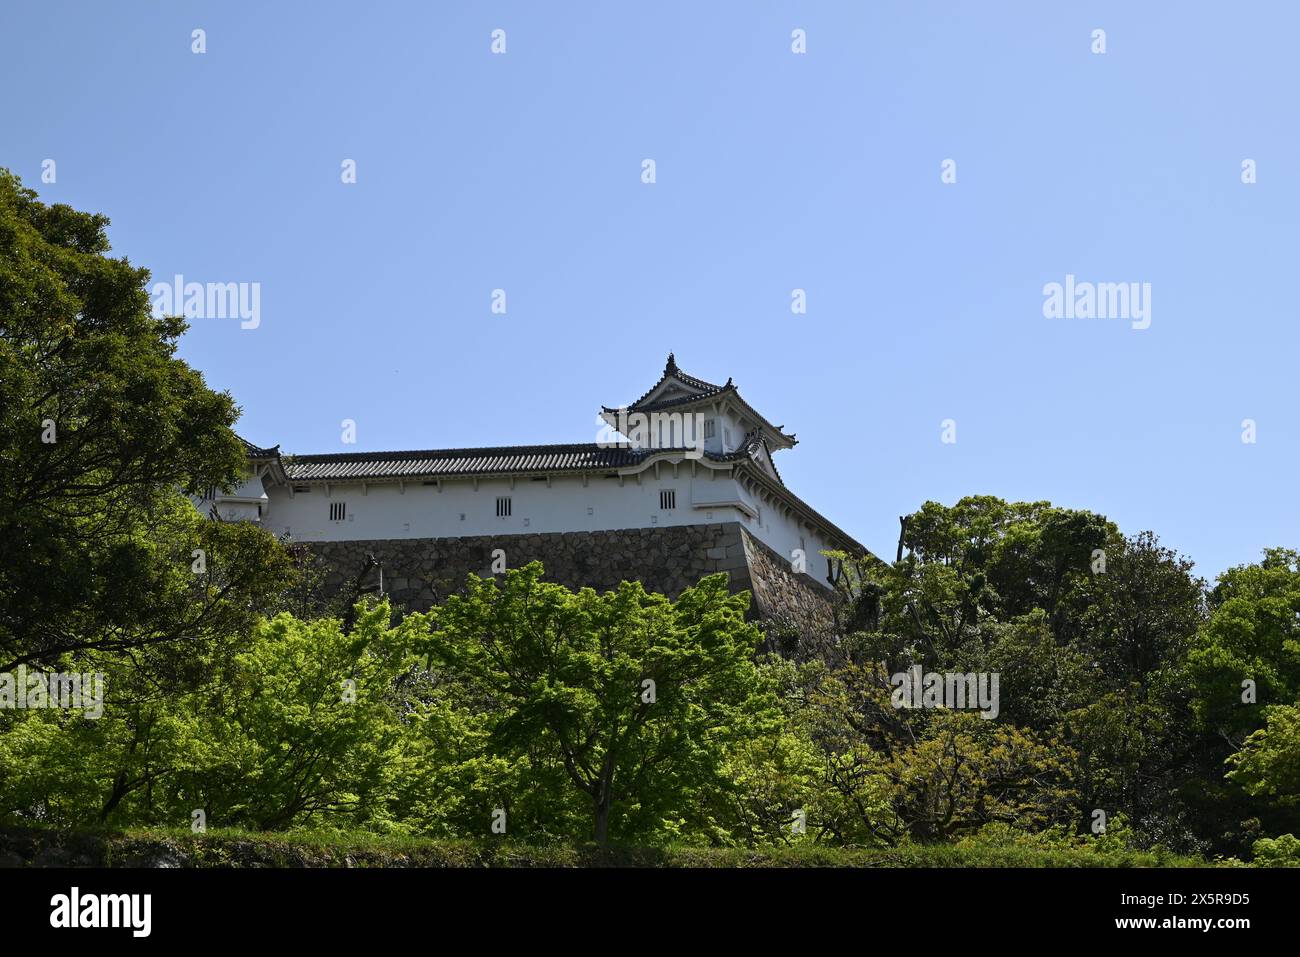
top-left (301, 522), bottom-right (840, 652)
top-left (739, 530), bottom-right (841, 657)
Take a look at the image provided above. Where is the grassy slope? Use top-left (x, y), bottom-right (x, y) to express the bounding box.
top-left (0, 826), bottom-right (1221, 868)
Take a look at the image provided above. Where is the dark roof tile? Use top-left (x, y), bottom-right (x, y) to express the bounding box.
top-left (239, 436), bottom-right (281, 458)
top-left (281, 442), bottom-right (751, 482)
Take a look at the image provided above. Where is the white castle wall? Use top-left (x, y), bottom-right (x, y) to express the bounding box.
top-left (260, 465), bottom-right (836, 588)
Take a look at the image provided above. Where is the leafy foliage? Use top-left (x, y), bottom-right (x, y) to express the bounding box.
top-left (2, 179), bottom-right (1299, 862)
top-left (419, 564), bottom-right (780, 844)
top-left (0, 170), bottom-right (294, 672)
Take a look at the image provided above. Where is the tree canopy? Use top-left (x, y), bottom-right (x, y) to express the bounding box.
top-left (2, 176), bottom-right (1299, 864)
top-left (420, 564), bottom-right (780, 844)
top-left (0, 170), bottom-right (294, 673)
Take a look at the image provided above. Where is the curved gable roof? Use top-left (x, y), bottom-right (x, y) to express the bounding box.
top-left (602, 354), bottom-right (797, 449)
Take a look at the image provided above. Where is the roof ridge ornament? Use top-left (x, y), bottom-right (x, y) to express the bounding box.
top-left (664, 352), bottom-right (678, 375)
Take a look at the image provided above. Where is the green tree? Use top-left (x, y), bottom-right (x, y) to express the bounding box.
top-left (1057, 530), bottom-right (1205, 689)
top-left (0, 169), bottom-right (292, 671)
top-left (421, 563), bottom-right (779, 845)
top-left (1179, 551), bottom-right (1300, 850)
top-left (827, 498), bottom-right (1212, 853)
top-left (1188, 548), bottom-right (1300, 738)
top-left (1227, 704), bottom-right (1300, 808)
top-left (797, 657), bottom-right (1078, 843)
top-left (175, 602), bottom-right (423, 831)
top-left (0, 602), bottom-right (425, 832)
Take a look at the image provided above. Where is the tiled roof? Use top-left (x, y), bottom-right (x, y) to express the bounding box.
top-left (619, 353), bottom-right (730, 410)
top-left (626, 382), bottom-right (735, 414)
top-left (239, 436), bottom-right (281, 458)
top-left (603, 355), bottom-right (796, 448)
top-left (281, 443), bottom-right (750, 482)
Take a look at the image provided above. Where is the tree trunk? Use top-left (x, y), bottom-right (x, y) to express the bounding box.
top-left (593, 794), bottom-right (612, 845)
top-left (98, 772), bottom-right (130, 823)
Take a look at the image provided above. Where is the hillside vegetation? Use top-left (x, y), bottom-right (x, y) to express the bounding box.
top-left (3, 169), bottom-right (1300, 867)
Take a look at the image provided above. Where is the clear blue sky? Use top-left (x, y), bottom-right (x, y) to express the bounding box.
top-left (4, 1), bottom-right (1297, 582)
